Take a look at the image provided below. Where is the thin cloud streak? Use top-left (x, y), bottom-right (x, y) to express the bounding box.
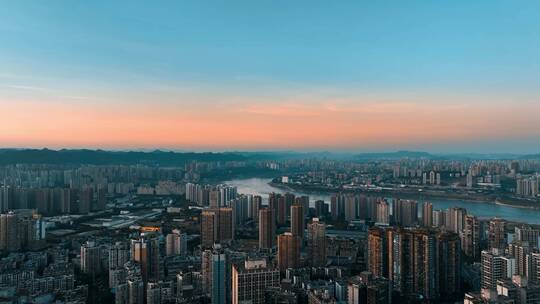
top-left (2, 84), bottom-right (51, 92)
top-left (1, 84), bottom-right (105, 102)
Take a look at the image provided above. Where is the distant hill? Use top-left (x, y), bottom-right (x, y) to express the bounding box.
top-left (353, 151), bottom-right (539, 161)
top-left (354, 150), bottom-right (433, 160)
top-left (0, 149), bottom-right (249, 166)
top-left (520, 154), bottom-right (540, 160)
top-left (0, 149), bottom-right (536, 165)
top-left (234, 151), bottom-right (346, 160)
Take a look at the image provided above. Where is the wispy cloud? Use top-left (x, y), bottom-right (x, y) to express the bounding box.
top-left (2, 84), bottom-right (51, 92)
top-left (0, 73), bottom-right (37, 80)
top-left (236, 103), bottom-right (322, 117)
top-left (0, 83), bottom-right (100, 102)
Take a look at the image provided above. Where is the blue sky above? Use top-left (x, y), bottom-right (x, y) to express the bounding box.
top-left (2, 1), bottom-right (539, 91)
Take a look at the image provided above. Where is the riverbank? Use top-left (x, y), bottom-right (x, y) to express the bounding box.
top-left (269, 181), bottom-right (540, 210)
top-left (201, 168), bottom-right (280, 183)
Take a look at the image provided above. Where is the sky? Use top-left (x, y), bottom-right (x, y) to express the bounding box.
top-left (0, 1), bottom-right (539, 153)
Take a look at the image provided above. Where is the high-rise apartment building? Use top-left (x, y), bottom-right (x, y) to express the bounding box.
top-left (249, 195), bottom-right (262, 220)
top-left (277, 232), bottom-right (301, 271)
top-left (295, 196), bottom-right (309, 218)
top-left (185, 183), bottom-right (198, 203)
top-left (368, 226), bottom-right (390, 279)
top-left (422, 202), bottom-right (433, 227)
top-left (466, 173), bottom-right (474, 188)
top-left (277, 195), bottom-right (288, 226)
top-left (460, 214), bottom-right (481, 260)
top-left (365, 195), bottom-right (378, 221)
top-left (201, 249), bottom-right (213, 295)
top-left (166, 229), bottom-right (187, 256)
top-left (330, 194), bottom-right (345, 220)
top-left (291, 204), bottom-right (304, 239)
top-left (437, 232), bottom-right (462, 297)
top-left (127, 277), bottom-right (145, 304)
top-left (284, 193), bottom-right (295, 216)
top-left (516, 177), bottom-right (540, 197)
top-left (201, 208), bottom-right (234, 249)
top-left (232, 260), bottom-right (280, 304)
top-left (109, 241), bottom-right (130, 270)
top-left (209, 190), bottom-right (221, 208)
top-left (369, 227), bottom-right (461, 300)
top-left (146, 282), bottom-right (162, 304)
top-left (269, 193), bottom-right (287, 226)
top-left (376, 201), bottom-right (390, 224)
top-left (1, 209), bottom-right (44, 251)
top-left (63, 188), bottom-right (74, 214)
top-left (344, 195), bottom-right (357, 221)
top-left (446, 207), bottom-right (467, 233)
top-left (218, 207), bottom-right (234, 243)
top-left (78, 186), bottom-right (92, 214)
top-left (108, 242), bottom-right (130, 289)
top-left (201, 245), bottom-right (231, 303)
top-left (481, 248), bottom-right (516, 290)
top-left (530, 253), bottom-right (540, 284)
top-left (211, 251), bottom-right (227, 304)
top-left (314, 200), bottom-right (328, 217)
top-left (219, 185), bottom-right (237, 206)
top-left (201, 209), bottom-right (218, 249)
top-left (348, 273), bottom-right (391, 304)
top-left (429, 171), bottom-right (436, 185)
top-left (461, 214), bottom-right (480, 260)
top-left (259, 208), bottom-right (275, 250)
top-left (507, 241), bottom-right (533, 277)
top-left (307, 218), bottom-right (326, 267)
top-left (0, 211), bottom-right (20, 252)
top-left (392, 200), bottom-right (418, 226)
top-left (131, 233), bottom-right (161, 283)
top-left (515, 225), bottom-right (540, 249)
top-left (410, 229), bottom-right (438, 300)
top-left (268, 193), bottom-right (291, 226)
top-left (0, 185), bottom-right (13, 212)
top-left (81, 241), bottom-right (102, 276)
top-left (488, 218), bottom-right (507, 250)
top-left (96, 185), bottom-right (107, 211)
top-left (432, 209), bottom-right (446, 228)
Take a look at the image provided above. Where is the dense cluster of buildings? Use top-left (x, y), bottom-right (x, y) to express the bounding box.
top-left (276, 159), bottom-right (540, 202)
top-left (0, 159), bottom-right (540, 303)
top-left (516, 176), bottom-right (540, 197)
top-left (185, 183), bottom-right (238, 207)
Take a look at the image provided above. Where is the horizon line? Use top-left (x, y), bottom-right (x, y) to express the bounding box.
top-left (0, 147), bottom-right (538, 156)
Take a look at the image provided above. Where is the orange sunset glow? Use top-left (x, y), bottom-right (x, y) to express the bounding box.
top-left (1, 96), bottom-right (538, 151)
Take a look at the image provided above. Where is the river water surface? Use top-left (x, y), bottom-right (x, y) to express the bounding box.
top-left (224, 178), bottom-right (540, 224)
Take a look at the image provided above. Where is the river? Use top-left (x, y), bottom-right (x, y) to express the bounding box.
top-left (223, 177), bottom-right (540, 224)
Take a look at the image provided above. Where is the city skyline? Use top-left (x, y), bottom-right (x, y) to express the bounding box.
top-left (2, 3), bottom-right (540, 303)
top-left (1, 1), bottom-right (540, 153)
top-left (0, 152), bottom-right (539, 303)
